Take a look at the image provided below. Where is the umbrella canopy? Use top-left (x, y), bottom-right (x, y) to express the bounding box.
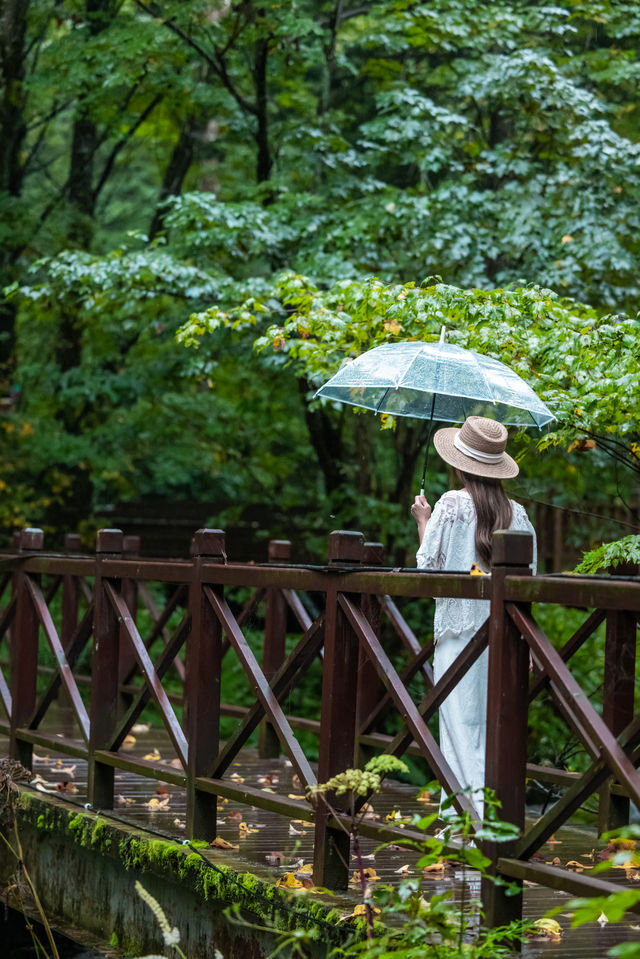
top-left (315, 339), bottom-right (555, 429)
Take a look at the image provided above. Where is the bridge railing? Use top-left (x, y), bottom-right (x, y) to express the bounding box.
top-left (0, 525), bottom-right (639, 925)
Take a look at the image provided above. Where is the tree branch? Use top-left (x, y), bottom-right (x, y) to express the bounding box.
top-left (132, 0), bottom-right (257, 116)
top-left (92, 92), bottom-right (163, 204)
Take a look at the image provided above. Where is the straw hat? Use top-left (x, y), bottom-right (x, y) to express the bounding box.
top-left (433, 416), bottom-right (518, 480)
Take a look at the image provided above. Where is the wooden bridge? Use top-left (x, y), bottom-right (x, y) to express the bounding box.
top-left (1, 524), bottom-right (640, 951)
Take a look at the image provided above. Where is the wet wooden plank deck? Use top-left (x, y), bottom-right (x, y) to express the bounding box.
top-left (2, 718), bottom-right (639, 958)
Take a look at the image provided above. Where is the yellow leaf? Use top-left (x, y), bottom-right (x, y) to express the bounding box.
top-left (469, 563), bottom-right (486, 576)
top-left (276, 873), bottom-right (303, 889)
top-left (352, 903), bottom-right (380, 917)
top-left (529, 918), bottom-right (562, 940)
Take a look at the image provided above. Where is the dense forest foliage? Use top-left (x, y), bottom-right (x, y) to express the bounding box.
top-left (1, 0), bottom-right (639, 565)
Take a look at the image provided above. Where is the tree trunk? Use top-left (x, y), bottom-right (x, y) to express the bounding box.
top-left (0, 0), bottom-right (29, 197)
top-left (67, 0), bottom-right (115, 245)
top-left (253, 29), bottom-right (271, 183)
top-left (297, 377), bottom-right (346, 494)
top-left (0, 0), bottom-right (30, 359)
top-left (149, 115), bottom-right (199, 240)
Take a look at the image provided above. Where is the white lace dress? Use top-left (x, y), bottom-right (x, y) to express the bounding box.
top-left (416, 488), bottom-right (537, 820)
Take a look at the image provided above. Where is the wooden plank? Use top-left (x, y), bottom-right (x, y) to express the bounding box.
top-left (205, 586), bottom-right (316, 790)
top-left (380, 595), bottom-right (435, 685)
top-left (282, 588), bottom-right (313, 632)
top-left (28, 603), bottom-right (94, 732)
top-left (509, 602), bottom-right (640, 809)
top-left (379, 622), bottom-right (488, 762)
top-left (110, 615), bottom-right (191, 751)
top-left (498, 857), bottom-right (640, 913)
top-left (105, 582), bottom-right (187, 767)
top-left (338, 592), bottom-right (477, 822)
top-left (25, 578), bottom-right (90, 743)
top-left (528, 608), bottom-right (606, 702)
top-left (14, 728), bottom-right (89, 760)
top-left (0, 593), bottom-right (17, 639)
top-left (212, 616), bottom-right (325, 779)
top-left (515, 715), bottom-right (640, 860)
top-left (506, 575), bottom-right (640, 611)
top-left (359, 635), bottom-right (433, 736)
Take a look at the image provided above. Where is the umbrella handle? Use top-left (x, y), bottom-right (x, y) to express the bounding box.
top-left (419, 423), bottom-right (435, 496)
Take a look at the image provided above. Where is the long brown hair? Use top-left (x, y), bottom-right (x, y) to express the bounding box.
top-left (457, 470), bottom-right (513, 569)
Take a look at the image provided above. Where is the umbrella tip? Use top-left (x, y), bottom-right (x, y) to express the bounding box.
top-left (439, 326), bottom-right (446, 343)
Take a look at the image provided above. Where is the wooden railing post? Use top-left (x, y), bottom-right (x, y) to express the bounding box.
top-left (88, 529), bottom-right (123, 810)
top-left (185, 529), bottom-right (225, 840)
top-left (259, 539), bottom-right (290, 759)
top-left (313, 530), bottom-right (364, 890)
top-left (599, 606), bottom-right (637, 833)
top-left (10, 528), bottom-right (43, 768)
top-left (356, 541), bottom-right (384, 766)
top-left (481, 529), bottom-right (533, 929)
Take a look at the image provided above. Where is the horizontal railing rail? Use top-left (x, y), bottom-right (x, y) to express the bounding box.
top-left (0, 525), bottom-right (639, 927)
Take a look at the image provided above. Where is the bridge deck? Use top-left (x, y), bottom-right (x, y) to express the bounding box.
top-left (3, 716), bottom-right (638, 959)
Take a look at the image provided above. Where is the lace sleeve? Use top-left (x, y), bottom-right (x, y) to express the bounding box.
top-left (416, 493), bottom-right (459, 571)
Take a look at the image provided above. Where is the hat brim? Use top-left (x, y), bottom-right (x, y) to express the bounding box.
top-left (433, 427), bottom-right (519, 479)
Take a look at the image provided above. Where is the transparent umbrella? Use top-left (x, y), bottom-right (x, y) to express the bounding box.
top-left (315, 330), bottom-right (555, 492)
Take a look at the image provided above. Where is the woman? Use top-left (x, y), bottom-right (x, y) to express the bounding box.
top-left (411, 416), bottom-right (536, 821)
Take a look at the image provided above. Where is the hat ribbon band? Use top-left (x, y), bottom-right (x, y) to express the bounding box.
top-left (454, 432), bottom-right (505, 464)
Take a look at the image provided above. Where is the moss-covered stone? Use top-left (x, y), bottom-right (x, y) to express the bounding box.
top-left (12, 788), bottom-right (359, 954)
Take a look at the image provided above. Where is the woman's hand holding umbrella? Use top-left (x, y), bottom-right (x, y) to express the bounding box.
top-left (411, 494), bottom-right (431, 545)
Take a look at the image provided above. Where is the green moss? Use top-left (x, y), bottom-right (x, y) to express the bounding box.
top-left (109, 932), bottom-right (118, 947)
top-left (13, 788), bottom-right (355, 948)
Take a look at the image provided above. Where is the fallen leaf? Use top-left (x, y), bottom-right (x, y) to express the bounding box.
top-left (394, 864), bottom-right (413, 875)
top-left (210, 837), bottom-right (239, 850)
top-left (56, 781), bottom-right (78, 794)
top-left (566, 861), bottom-right (586, 870)
top-left (597, 913), bottom-right (608, 927)
top-left (276, 873), bottom-right (303, 889)
top-left (265, 851), bottom-right (284, 866)
top-left (257, 774), bottom-right (279, 786)
top-left (417, 789), bottom-right (432, 803)
top-left (131, 723), bottom-right (150, 734)
top-left (350, 868), bottom-right (378, 886)
top-left (116, 795), bottom-right (136, 806)
top-left (146, 796), bottom-right (170, 809)
top-left (352, 852), bottom-right (376, 861)
top-left (228, 810), bottom-right (243, 822)
top-left (172, 818), bottom-right (185, 831)
top-left (169, 758), bottom-right (183, 770)
top-left (546, 834), bottom-right (562, 845)
top-left (288, 794), bottom-right (307, 801)
top-left (142, 749), bottom-right (161, 761)
top-left (292, 774), bottom-right (302, 791)
top-left (296, 864), bottom-right (313, 875)
top-left (122, 735), bottom-right (136, 750)
top-left (351, 903), bottom-right (381, 917)
top-left (217, 796), bottom-right (228, 806)
top-left (423, 861), bottom-right (446, 877)
top-left (238, 822), bottom-right (259, 836)
top-left (289, 823), bottom-right (306, 836)
top-left (529, 918), bottom-right (562, 941)
top-left (156, 785), bottom-right (170, 796)
top-left (230, 773), bottom-right (245, 783)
